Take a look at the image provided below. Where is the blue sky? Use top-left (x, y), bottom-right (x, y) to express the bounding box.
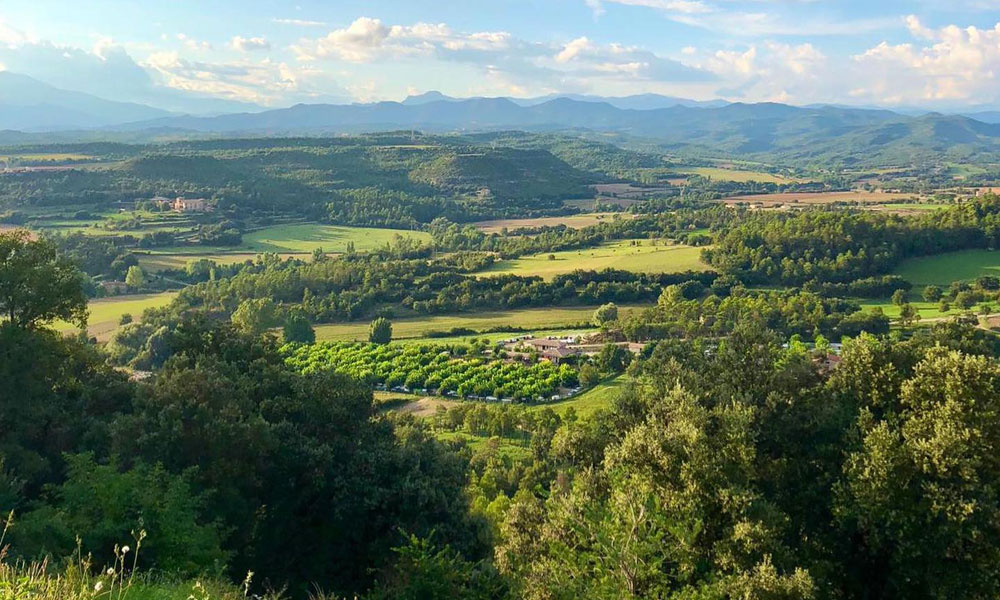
top-left (2, 0), bottom-right (1000, 111)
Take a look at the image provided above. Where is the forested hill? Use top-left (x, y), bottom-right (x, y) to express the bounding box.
top-left (0, 136), bottom-right (610, 226)
top-left (98, 98), bottom-right (1000, 167)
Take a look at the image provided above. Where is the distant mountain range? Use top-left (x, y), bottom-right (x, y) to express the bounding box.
top-left (0, 72), bottom-right (173, 131)
top-left (2, 72), bottom-right (1000, 166)
top-left (401, 90), bottom-right (728, 110)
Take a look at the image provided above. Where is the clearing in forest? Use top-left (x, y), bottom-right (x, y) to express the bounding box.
top-left (54, 291), bottom-right (179, 340)
top-left (892, 249), bottom-right (1000, 287)
top-left (479, 240), bottom-right (710, 280)
top-left (472, 212), bottom-right (628, 232)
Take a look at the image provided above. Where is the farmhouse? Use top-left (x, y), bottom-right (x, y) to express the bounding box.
top-left (172, 197), bottom-right (209, 212)
top-left (505, 336), bottom-right (646, 365)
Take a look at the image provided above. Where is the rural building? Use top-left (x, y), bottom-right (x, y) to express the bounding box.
top-left (541, 346), bottom-right (577, 364)
top-left (172, 197), bottom-right (209, 212)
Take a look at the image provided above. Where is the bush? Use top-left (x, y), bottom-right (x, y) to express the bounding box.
top-left (11, 454), bottom-right (227, 575)
top-left (370, 317), bottom-right (393, 344)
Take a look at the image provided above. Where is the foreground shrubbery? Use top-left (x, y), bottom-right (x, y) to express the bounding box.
top-left (11, 230), bottom-right (1000, 599)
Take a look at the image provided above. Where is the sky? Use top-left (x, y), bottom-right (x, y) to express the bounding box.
top-left (2, 0), bottom-right (1000, 112)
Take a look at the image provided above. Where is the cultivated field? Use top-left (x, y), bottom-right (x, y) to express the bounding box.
top-left (241, 224), bottom-right (430, 253)
top-left (136, 252), bottom-right (304, 272)
top-left (722, 190), bottom-right (918, 207)
top-left (472, 212), bottom-right (627, 233)
top-left (133, 224), bottom-right (432, 268)
top-left (892, 249), bottom-right (1000, 287)
top-left (54, 291), bottom-right (179, 340)
top-left (312, 304), bottom-right (652, 342)
top-left (681, 166), bottom-right (808, 184)
top-left (479, 240), bottom-right (710, 280)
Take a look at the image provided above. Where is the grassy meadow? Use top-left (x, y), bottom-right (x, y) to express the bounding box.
top-left (135, 223), bottom-right (432, 269)
top-left (54, 291), bottom-right (178, 340)
top-left (681, 166), bottom-right (808, 183)
top-left (530, 374), bottom-right (626, 418)
top-left (858, 298), bottom-right (957, 321)
top-left (892, 249), bottom-right (1000, 287)
top-left (479, 240), bottom-right (710, 280)
top-left (313, 305), bottom-right (652, 342)
top-left (240, 223), bottom-right (430, 253)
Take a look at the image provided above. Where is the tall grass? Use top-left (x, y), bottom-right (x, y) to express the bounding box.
top-left (0, 512), bottom-right (269, 600)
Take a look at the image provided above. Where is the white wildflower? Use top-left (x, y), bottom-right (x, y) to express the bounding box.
top-left (94, 581), bottom-right (104, 592)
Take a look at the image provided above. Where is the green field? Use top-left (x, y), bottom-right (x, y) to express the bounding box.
top-left (858, 298), bottom-right (957, 321)
top-left (240, 224), bottom-right (430, 253)
top-left (874, 203), bottom-right (950, 213)
top-left (434, 431), bottom-right (533, 460)
top-left (893, 249), bottom-right (1000, 287)
top-left (137, 252), bottom-right (304, 272)
top-left (529, 375), bottom-right (626, 418)
top-left (54, 291), bottom-right (178, 340)
top-left (480, 241), bottom-right (710, 280)
top-left (313, 305), bottom-right (652, 342)
top-left (683, 166), bottom-right (807, 184)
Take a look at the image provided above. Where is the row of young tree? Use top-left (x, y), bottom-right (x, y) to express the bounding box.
top-left (282, 341), bottom-right (579, 401)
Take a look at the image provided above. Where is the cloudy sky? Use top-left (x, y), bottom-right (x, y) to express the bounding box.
top-left (3, 0), bottom-right (1000, 111)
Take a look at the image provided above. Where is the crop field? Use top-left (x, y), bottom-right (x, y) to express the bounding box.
top-left (892, 249), bottom-right (1000, 287)
top-left (682, 166), bottom-right (806, 184)
top-left (136, 252), bottom-right (305, 272)
top-left (134, 224), bottom-right (432, 268)
top-left (313, 304), bottom-right (652, 342)
top-left (479, 240), bottom-right (710, 280)
top-left (472, 212), bottom-right (627, 233)
top-left (722, 190), bottom-right (918, 207)
top-left (868, 203), bottom-right (950, 214)
top-left (53, 291), bottom-right (178, 340)
top-left (283, 342), bottom-right (578, 400)
top-left (240, 224), bottom-right (430, 253)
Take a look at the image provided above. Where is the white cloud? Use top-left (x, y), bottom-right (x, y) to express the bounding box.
top-left (231, 36), bottom-right (271, 52)
top-left (700, 42), bottom-right (838, 103)
top-left (272, 18), bottom-right (327, 27)
top-left (144, 52), bottom-right (346, 105)
top-left (176, 33), bottom-right (211, 51)
top-left (293, 17), bottom-right (513, 63)
top-left (851, 16), bottom-right (1000, 105)
top-left (552, 36), bottom-right (713, 82)
top-left (0, 18), bottom-right (33, 47)
top-left (589, 0), bottom-right (895, 37)
top-left (601, 0), bottom-right (711, 14)
top-left (555, 37), bottom-right (593, 63)
top-left (295, 17), bottom-right (392, 62)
